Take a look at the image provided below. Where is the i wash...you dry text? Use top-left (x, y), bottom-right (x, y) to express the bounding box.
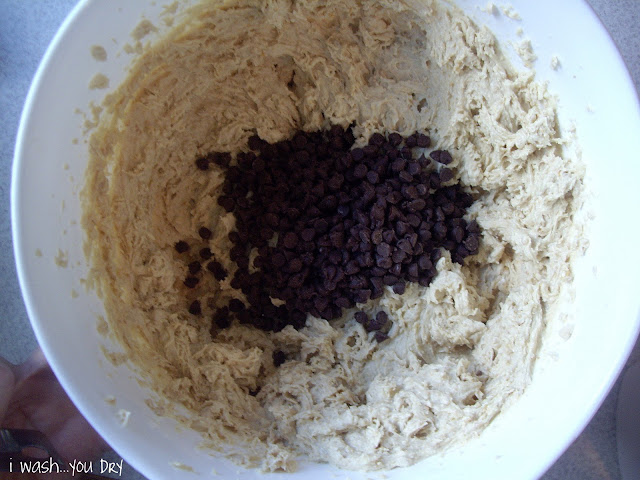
top-left (6, 457), bottom-right (123, 476)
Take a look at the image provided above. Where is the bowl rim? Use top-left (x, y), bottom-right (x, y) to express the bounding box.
top-left (11, 0), bottom-right (640, 479)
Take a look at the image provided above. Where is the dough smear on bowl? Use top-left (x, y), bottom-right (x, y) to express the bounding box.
top-left (82, 0), bottom-right (586, 472)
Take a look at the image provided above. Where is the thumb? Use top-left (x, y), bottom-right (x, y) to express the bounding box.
top-left (12, 349), bottom-right (49, 388)
top-left (0, 356), bottom-right (16, 421)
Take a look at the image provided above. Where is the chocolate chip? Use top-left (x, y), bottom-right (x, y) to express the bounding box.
top-left (405, 135), bottom-right (417, 148)
top-left (382, 229), bottom-right (395, 244)
top-left (397, 238), bottom-right (413, 254)
top-left (273, 350), bottom-right (286, 367)
top-left (335, 297), bottom-right (351, 309)
top-left (354, 163), bottom-right (368, 179)
top-left (191, 126), bottom-right (480, 336)
top-left (272, 252), bottom-right (286, 268)
top-left (354, 311), bottom-right (369, 324)
top-left (392, 281), bottom-right (406, 294)
top-left (328, 174), bottom-right (344, 191)
top-left (236, 309), bottom-right (252, 324)
top-left (188, 261), bottom-right (201, 275)
top-left (431, 149), bottom-right (453, 165)
top-left (366, 310), bottom-right (388, 331)
top-left (369, 132), bottom-right (386, 146)
top-left (376, 310), bottom-right (388, 325)
top-left (363, 145), bottom-right (378, 157)
top-left (442, 202), bottom-right (455, 215)
top-left (212, 307), bottom-right (231, 329)
top-left (374, 331), bottom-right (389, 342)
top-left (408, 199), bottom-right (426, 211)
top-left (399, 171), bottom-right (413, 183)
top-left (366, 170), bottom-right (380, 184)
top-left (199, 227), bottom-right (212, 240)
top-left (376, 242), bottom-right (391, 258)
top-left (416, 134), bottom-right (431, 148)
top-left (288, 258), bottom-right (303, 273)
top-left (184, 276), bottom-right (199, 288)
top-left (229, 298), bottom-right (245, 312)
top-left (418, 254), bottom-right (432, 270)
top-left (433, 222), bottom-right (447, 239)
top-left (207, 261), bottom-right (227, 281)
top-left (407, 162), bottom-right (421, 176)
top-left (354, 289), bottom-right (371, 304)
top-left (463, 234), bottom-right (480, 254)
top-left (195, 156), bottom-right (209, 171)
top-left (439, 168), bottom-right (454, 183)
top-left (429, 172), bottom-right (441, 189)
top-left (467, 220), bottom-right (481, 233)
top-left (383, 274), bottom-right (398, 286)
top-left (393, 249), bottom-right (408, 264)
top-left (391, 158), bottom-right (407, 173)
top-left (288, 273), bottom-right (305, 289)
top-left (188, 300), bottom-right (201, 315)
top-left (248, 135), bottom-right (264, 151)
top-left (416, 183), bottom-right (428, 196)
top-left (213, 152), bottom-right (232, 167)
top-left (283, 232), bottom-right (299, 249)
top-left (175, 240), bottom-right (190, 253)
top-left (388, 133), bottom-right (403, 146)
top-left (406, 214), bottom-right (421, 228)
top-left (299, 228), bottom-right (314, 242)
top-left (407, 263), bottom-right (419, 278)
top-left (218, 196), bottom-right (236, 212)
top-left (314, 218), bottom-right (329, 233)
top-left (351, 148), bottom-right (364, 161)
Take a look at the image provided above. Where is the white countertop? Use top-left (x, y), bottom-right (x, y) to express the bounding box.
top-left (1, 1), bottom-right (638, 478)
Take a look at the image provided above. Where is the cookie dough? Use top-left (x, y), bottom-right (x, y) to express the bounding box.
top-left (82, 0), bottom-right (585, 472)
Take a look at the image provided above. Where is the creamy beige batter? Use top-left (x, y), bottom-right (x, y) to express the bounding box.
top-left (82, 0), bottom-right (586, 472)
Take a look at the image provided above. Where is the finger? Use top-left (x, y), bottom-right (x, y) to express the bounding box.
top-left (12, 348), bottom-right (48, 387)
top-left (8, 348), bottom-right (57, 412)
top-left (0, 356), bottom-right (16, 420)
top-left (5, 350), bottom-right (111, 462)
top-left (51, 413), bottom-right (111, 462)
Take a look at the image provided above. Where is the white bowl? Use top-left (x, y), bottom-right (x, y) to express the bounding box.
top-left (11, 1), bottom-right (640, 479)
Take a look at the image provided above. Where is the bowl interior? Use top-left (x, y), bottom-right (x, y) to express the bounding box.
top-left (12, 0), bottom-right (640, 479)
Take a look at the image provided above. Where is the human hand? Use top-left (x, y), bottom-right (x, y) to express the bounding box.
top-left (0, 349), bottom-right (109, 478)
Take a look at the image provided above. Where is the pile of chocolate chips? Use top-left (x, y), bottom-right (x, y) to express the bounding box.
top-left (176, 125), bottom-right (480, 339)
